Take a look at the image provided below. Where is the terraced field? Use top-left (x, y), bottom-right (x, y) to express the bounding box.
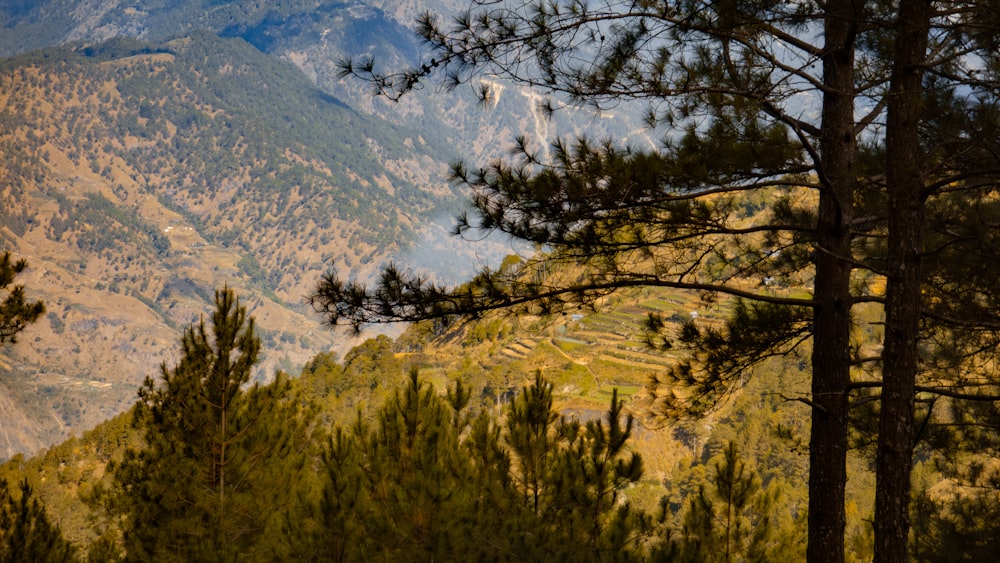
top-left (399, 280), bottom-right (810, 441)
top-left (417, 289), bottom-right (721, 417)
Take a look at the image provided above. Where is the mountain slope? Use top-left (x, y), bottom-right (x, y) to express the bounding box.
top-left (0, 0), bottom-right (657, 459)
top-left (3, 279), bottom-right (870, 559)
top-left (0, 33), bottom-right (466, 458)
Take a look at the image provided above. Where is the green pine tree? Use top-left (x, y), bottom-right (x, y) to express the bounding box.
top-left (110, 287), bottom-right (314, 562)
top-left (357, 368), bottom-right (476, 560)
top-left (672, 442), bottom-right (790, 563)
top-left (506, 371), bottom-right (560, 516)
top-left (311, 368), bottom-right (463, 560)
top-left (911, 480), bottom-right (1000, 562)
top-left (0, 479), bottom-right (76, 563)
top-left (315, 425), bottom-right (368, 562)
top-left (0, 251), bottom-right (45, 345)
top-left (501, 375), bottom-right (652, 561)
top-left (313, 368), bottom-right (657, 561)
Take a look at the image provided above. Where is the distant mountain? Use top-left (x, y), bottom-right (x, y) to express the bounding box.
top-left (0, 1), bottom-right (408, 54)
top-left (0, 0), bottom-right (655, 459)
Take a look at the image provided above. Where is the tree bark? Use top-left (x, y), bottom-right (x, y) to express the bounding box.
top-left (874, 0), bottom-right (931, 560)
top-left (808, 2), bottom-right (859, 561)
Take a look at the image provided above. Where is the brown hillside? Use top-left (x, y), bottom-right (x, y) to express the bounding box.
top-left (0, 39), bottom-right (455, 459)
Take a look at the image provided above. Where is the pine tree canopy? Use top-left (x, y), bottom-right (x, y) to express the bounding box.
top-left (311, 368), bottom-right (660, 561)
top-left (110, 287), bottom-right (315, 562)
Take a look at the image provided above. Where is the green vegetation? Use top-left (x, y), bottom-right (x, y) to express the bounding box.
top-left (325, 2), bottom-right (1000, 561)
top-left (1, 2), bottom-right (999, 561)
top-left (2, 33), bottom-right (450, 259)
top-left (0, 479), bottom-right (75, 562)
top-left (47, 193), bottom-right (168, 258)
top-left (1, 281), bottom-right (998, 560)
top-left (0, 28), bottom-right (467, 455)
top-left (672, 441), bottom-right (797, 562)
top-left (0, 29), bottom-right (462, 329)
top-left (106, 288), bottom-right (314, 561)
top-left (0, 252), bottom-right (45, 345)
top-left (309, 368), bottom-right (655, 561)
top-left (1, 300), bottom-right (806, 560)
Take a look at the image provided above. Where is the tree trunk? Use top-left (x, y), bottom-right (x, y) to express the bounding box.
top-left (874, 0), bottom-right (931, 560)
top-left (808, 2), bottom-right (859, 562)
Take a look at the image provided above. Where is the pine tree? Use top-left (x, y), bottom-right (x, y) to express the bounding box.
top-left (672, 442), bottom-right (790, 563)
top-left (313, 369), bottom-right (656, 561)
top-left (0, 479), bottom-right (76, 563)
top-left (908, 372), bottom-right (1000, 561)
top-left (110, 287), bottom-right (314, 561)
top-left (315, 425), bottom-right (368, 562)
top-left (505, 371), bottom-right (560, 516)
top-left (313, 368), bottom-right (480, 561)
top-left (501, 376), bottom-right (652, 561)
top-left (0, 251), bottom-right (45, 345)
top-left (462, 407), bottom-right (522, 558)
top-left (911, 478), bottom-right (1000, 562)
top-left (550, 389), bottom-right (650, 562)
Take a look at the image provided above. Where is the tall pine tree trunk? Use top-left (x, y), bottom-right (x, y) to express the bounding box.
top-left (808, 2), bottom-right (859, 561)
top-left (219, 388), bottom-right (228, 541)
top-left (875, 0), bottom-right (930, 560)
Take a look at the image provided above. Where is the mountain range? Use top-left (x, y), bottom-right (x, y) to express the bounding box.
top-left (0, 1), bottom-right (653, 458)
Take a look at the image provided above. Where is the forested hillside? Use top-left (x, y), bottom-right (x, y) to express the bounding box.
top-left (0, 0), bottom-right (653, 458)
top-left (0, 33), bottom-right (467, 457)
top-left (3, 262), bottom-right (990, 561)
top-left (0, 283), bottom-right (843, 561)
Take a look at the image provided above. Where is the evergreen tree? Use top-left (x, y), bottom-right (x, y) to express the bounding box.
top-left (0, 254), bottom-right (53, 557)
top-left (0, 251), bottom-right (45, 345)
top-left (83, 531), bottom-right (123, 563)
top-left (311, 368), bottom-right (475, 560)
top-left (672, 442), bottom-right (790, 562)
top-left (356, 367), bottom-right (474, 560)
top-left (315, 425), bottom-right (368, 562)
top-left (909, 370), bottom-right (1000, 561)
top-left (911, 472), bottom-right (1000, 562)
top-left (315, 2), bottom-right (1000, 561)
top-left (500, 374), bottom-right (652, 561)
top-left (505, 371), bottom-right (560, 516)
top-left (547, 389), bottom-right (650, 562)
top-left (110, 287), bottom-right (314, 562)
top-left (313, 369), bottom-right (655, 561)
top-left (0, 479), bottom-right (76, 563)
top-left (462, 407), bottom-right (522, 558)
